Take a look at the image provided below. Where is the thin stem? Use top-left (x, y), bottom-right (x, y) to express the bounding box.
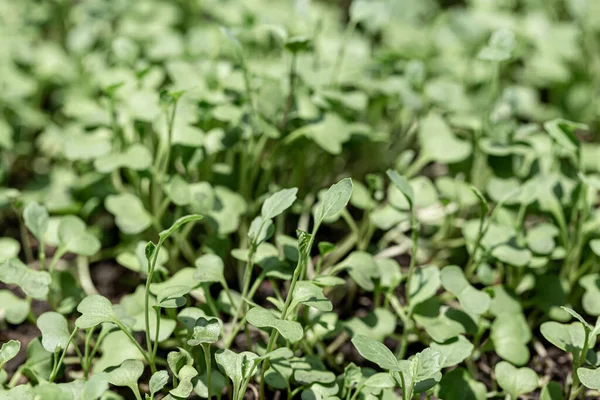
top-left (8, 366), bottom-right (23, 388)
top-left (260, 224), bottom-right (319, 399)
top-left (203, 343), bottom-right (212, 399)
top-left (48, 247), bottom-right (67, 275)
top-left (39, 239), bottom-right (46, 271)
top-left (77, 256), bottom-right (98, 295)
top-left (83, 328), bottom-right (93, 378)
top-left (13, 205), bottom-right (34, 264)
top-left (144, 239), bottom-right (164, 373)
top-left (152, 307), bottom-right (161, 360)
top-left (279, 53), bottom-right (297, 132)
top-left (225, 220), bottom-right (266, 346)
top-left (115, 320), bottom-right (154, 372)
top-left (405, 212), bottom-right (419, 306)
top-left (49, 327), bottom-right (79, 382)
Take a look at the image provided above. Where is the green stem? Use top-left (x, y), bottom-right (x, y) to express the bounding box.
top-left (39, 239), bottom-right (46, 271)
top-left (48, 247), bottom-right (67, 275)
top-left (405, 212), bottom-right (420, 306)
top-left (77, 256), bottom-right (98, 295)
top-left (279, 53), bottom-right (297, 132)
top-left (259, 225), bottom-right (319, 399)
top-left (14, 205), bottom-right (34, 265)
top-left (83, 328), bottom-right (93, 378)
top-left (203, 343), bottom-right (212, 399)
top-left (152, 307), bottom-right (161, 361)
top-left (115, 320), bottom-right (154, 372)
top-left (49, 327), bottom-right (78, 382)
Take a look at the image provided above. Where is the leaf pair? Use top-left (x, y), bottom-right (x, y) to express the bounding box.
top-left (351, 334), bottom-right (441, 398)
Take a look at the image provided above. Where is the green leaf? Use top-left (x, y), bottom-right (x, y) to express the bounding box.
top-left (187, 317), bottom-right (222, 346)
top-left (75, 295), bottom-right (117, 329)
top-left (409, 348), bottom-right (442, 392)
top-left (441, 266), bottom-right (491, 315)
top-left (314, 178), bottom-right (353, 225)
top-left (544, 119), bottom-right (587, 154)
top-left (105, 193), bottom-right (152, 235)
top-left (37, 312), bottom-right (71, 353)
top-left (340, 251), bottom-right (379, 292)
top-left (167, 348), bottom-right (194, 378)
top-left (0, 290), bottom-right (30, 324)
top-left (375, 258), bottom-right (402, 289)
top-left (23, 202), bottom-right (49, 240)
top-left (22, 338), bottom-right (52, 381)
top-left (107, 359), bottom-right (144, 399)
top-left (165, 176), bottom-right (192, 206)
top-left (419, 112), bottom-right (472, 164)
top-left (386, 170), bottom-right (413, 208)
top-left (0, 340), bottom-right (20, 370)
top-left (526, 224), bottom-right (557, 255)
top-left (495, 361), bottom-right (539, 399)
top-left (350, 334), bottom-right (398, 370)
top-left (577, 367), bottom-right (600, 390)
top-left (194, 254), bottom-right (225, 284)
top-left (247, 216), bottom-right (273, 246)
top-left (159, 215), bottom-right (203, 244)
top-left (215, 349), bottom-right (259, 388)
top-left (345, 308), bottom-right (396, 342)
top-left (364, 373), bottom-right (395, 388)
top-left (170, 365), bottom-right (198, 398)
top-left (82, 372), bottom-right (110, 400)
top-left (491, 313), bottom-right (531, 366)
top-left (261, 188), bottom-right (298, 220)
top-left (246, 306), bottom-right (304, 343)
top-left (541, 321), bottom-right (586, 355)
top-left (580, 274), bottom-right (600, 316)
top-left (491, 244), bottom-right (532, 267)
top-left (561, 306), bottom-right (593, 331)
top-left (284, 36), bottom-right (311, 53)
top-left (291, 281), bottom-right (333, 312)
top-left (0, 258), bottom-right (52, 299)
top-left (413, 302), bottom-right (469, 343)
top-left (437, 368), bottom-right (486, 400)
top-left (478, 29), bottom-right (515, 61)
top-left (0, 237), bottom-right (20, 262)
top-left (409, 265), bottom-right (441, 307)
top-left (58, 216), bottom-right (101, 256)
top-left (540, 381), bottom-right (563, 400)
top-left (393, 348), bottom-right (442, 395)
top-left (156, 285), bottom-right (191, 308)
top-left (150, 268), bottom-right (200, 296)
top-left (94, 144), bottom-right (152, 173)
top-left (430, 335), bottom-right (474, 368)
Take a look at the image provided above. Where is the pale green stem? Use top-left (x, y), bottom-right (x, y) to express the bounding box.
top-left (49, 327), bottom-right (78, 382)
top-left (203, 343), bottom-right (212, 399)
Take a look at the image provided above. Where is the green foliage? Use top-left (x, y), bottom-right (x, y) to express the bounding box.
top-left (2, 0), bottom-right (600, 398)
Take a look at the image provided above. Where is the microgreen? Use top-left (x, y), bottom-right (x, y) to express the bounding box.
top-left (1, 0), bottom-right (600, 398)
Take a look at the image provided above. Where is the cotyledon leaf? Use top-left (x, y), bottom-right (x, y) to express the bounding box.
top-left (246, 307), bottom-right (304, 343)
top-left (0, 258), bottom-right (52, 299)
top-left (0, 340), bottom-right (20, 370)
top-left (441, 266), bottom-right (491, 315)
top-left (495, 361), bottom-right (539, 399)
top-left (430, 335), bottom-right (474, 368)
top-left (37, 312), bottom-right (71, 353)
top-left (75, 295), bottom-right (118, 329)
